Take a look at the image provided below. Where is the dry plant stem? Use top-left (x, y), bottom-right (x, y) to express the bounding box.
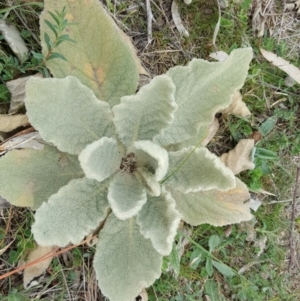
top-left (0, 206), bottom-right (12, 246)
top-left (213, 0), bottom-right (221, 52)
top-left (288, 166), bottom-right (300, 271)
top-left (146, 0), bottom-right (153, 44)
top-left (57, 256), bottom-right (72, 300)
top-left (0, 235), bottom-right (98, 280)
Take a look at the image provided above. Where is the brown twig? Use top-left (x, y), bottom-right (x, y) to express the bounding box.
top-left (288, 166), bottom-right (300, 271)
top-left (0, 235), bottom-right (98, 280)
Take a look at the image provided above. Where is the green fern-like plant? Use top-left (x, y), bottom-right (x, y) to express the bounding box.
top-left (0, 1), bottom-right (254, 300)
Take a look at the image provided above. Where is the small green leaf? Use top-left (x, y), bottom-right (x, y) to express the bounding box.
top-left (8, 292), bottom-right (31, 301)
top-left (208, 235), bottom-right (220, 252)
top-left (44, 19), bottom-right (58, 37)
top-left (168, 243), bottom-right (181, 277)
top-left (55, 34), bottom-right (76, 47)
top-left (259, 116), bottom-right (277, 136)
top-left (254, 147), bottom-right (278, 160)
top-left (206, 257), bottom-right (213, 276)
top-left (47, 52), bottom-right (67, 61)
top-left (212, 260), bottom-right (235, 277)
top-left (31, 51), bottom-right (44, 60)
top-left (48, 11), bottom-right (60, 26)
top-left (204, 279), bottom-right (225, 301)
top-left (44, 32), bottom-right (52, 52)
top-left (56, 35), bottom-right (76, 46)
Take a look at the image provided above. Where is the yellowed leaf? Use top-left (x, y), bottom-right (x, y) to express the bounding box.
top-left (221, 91), bottom-right (251, 117)
top-left (260, 48), bottom-right (300, 84)
top-left (0, 114), bottom-right (28, 132)
top-left (23, 244), bottom-right (54, 289)
top-left (221, 139), bottom-right (255, 175)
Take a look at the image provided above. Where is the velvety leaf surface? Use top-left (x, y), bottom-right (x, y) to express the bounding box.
top-left (94, 215), bottom-right (162, 301)
top-left (32, 178), bottom-right (110, 246)
top-left (168, 118), bottom-right (219, 151)
top-left (41, 0), bottom-right (140, 106)
top-left (79, 137), bottom-right (122, 182)
top-left (0, 145), bottom-right (83, 209)
top-left (113, 75), bottom-right (177, 147)
top-left (135, 167), bottom-right (161, 197)
top-left (171, 178), bottom-right (252, 226)
top-left (108, 172), bottom-right (147, 219)
top-left (133, 140), bottom-right (169, 181)
top-left (165, 147), bottom-right (235, 193)
top-left (154, 48), bottom-right (253, 146)
top-left (136, 188), bottom-right (181, 255)
top-left (25, 76), bottom-right (113, 155)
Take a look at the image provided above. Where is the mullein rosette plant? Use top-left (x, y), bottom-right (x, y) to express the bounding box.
top-left (0, 0), bottom-right (255, 300)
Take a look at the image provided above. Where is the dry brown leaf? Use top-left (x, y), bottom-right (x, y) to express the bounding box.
top-left (7, 74), bottom-right (43, 114)
top-left (209, 50), bottom-right (228, 62)
top-left (23, 244), bottom-right (54, 289)
top-left (0, 20), bottom-right (28, 63)
top-left (221, 91), bottom-right (251, 117)
top-left (201, 118), bottom-right (219, 147)
top-left (0, 114), bottom-right (28, 132)
top-left (0, 131), bottom-right (44, 155)
top-left (221, 139), bottom-right (255, 175)
top-left (136, 288), bottom-right (148, 301)
top-left (260, 48), bottom-right (300, 84)
top-left (0, 240), bottom-right (14, 256)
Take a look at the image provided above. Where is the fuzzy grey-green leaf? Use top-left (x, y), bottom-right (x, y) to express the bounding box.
top-left (79, 137), bottom-right (122, 182)
top-left (0, 145), bottom-right (83, 209)
top-left (25, 76), bottom-right (113, 155)
top-left (113, 75), bottom-right (177, 147)
top-left (32, 178), bottom-right (110, 246)
top-left (165, 147), bottom-right (235, 193)
top-left (171, 178), bottom-right (252, 226)
top-left (155, 48), bottom-right (253, 146)
top-left (108, 172), bottom-right (147, 220)
top-left (40, 0), bottom-right (140, 106)
top-left (94, 215), bottom-right (162, 301)
top-left (136, 188), bottom-right (181, 255)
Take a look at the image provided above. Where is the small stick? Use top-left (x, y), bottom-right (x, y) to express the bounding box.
top-left (146, 0), bottom-right (153, 44)
top-left (288, 166), bottom-right (300, 271)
